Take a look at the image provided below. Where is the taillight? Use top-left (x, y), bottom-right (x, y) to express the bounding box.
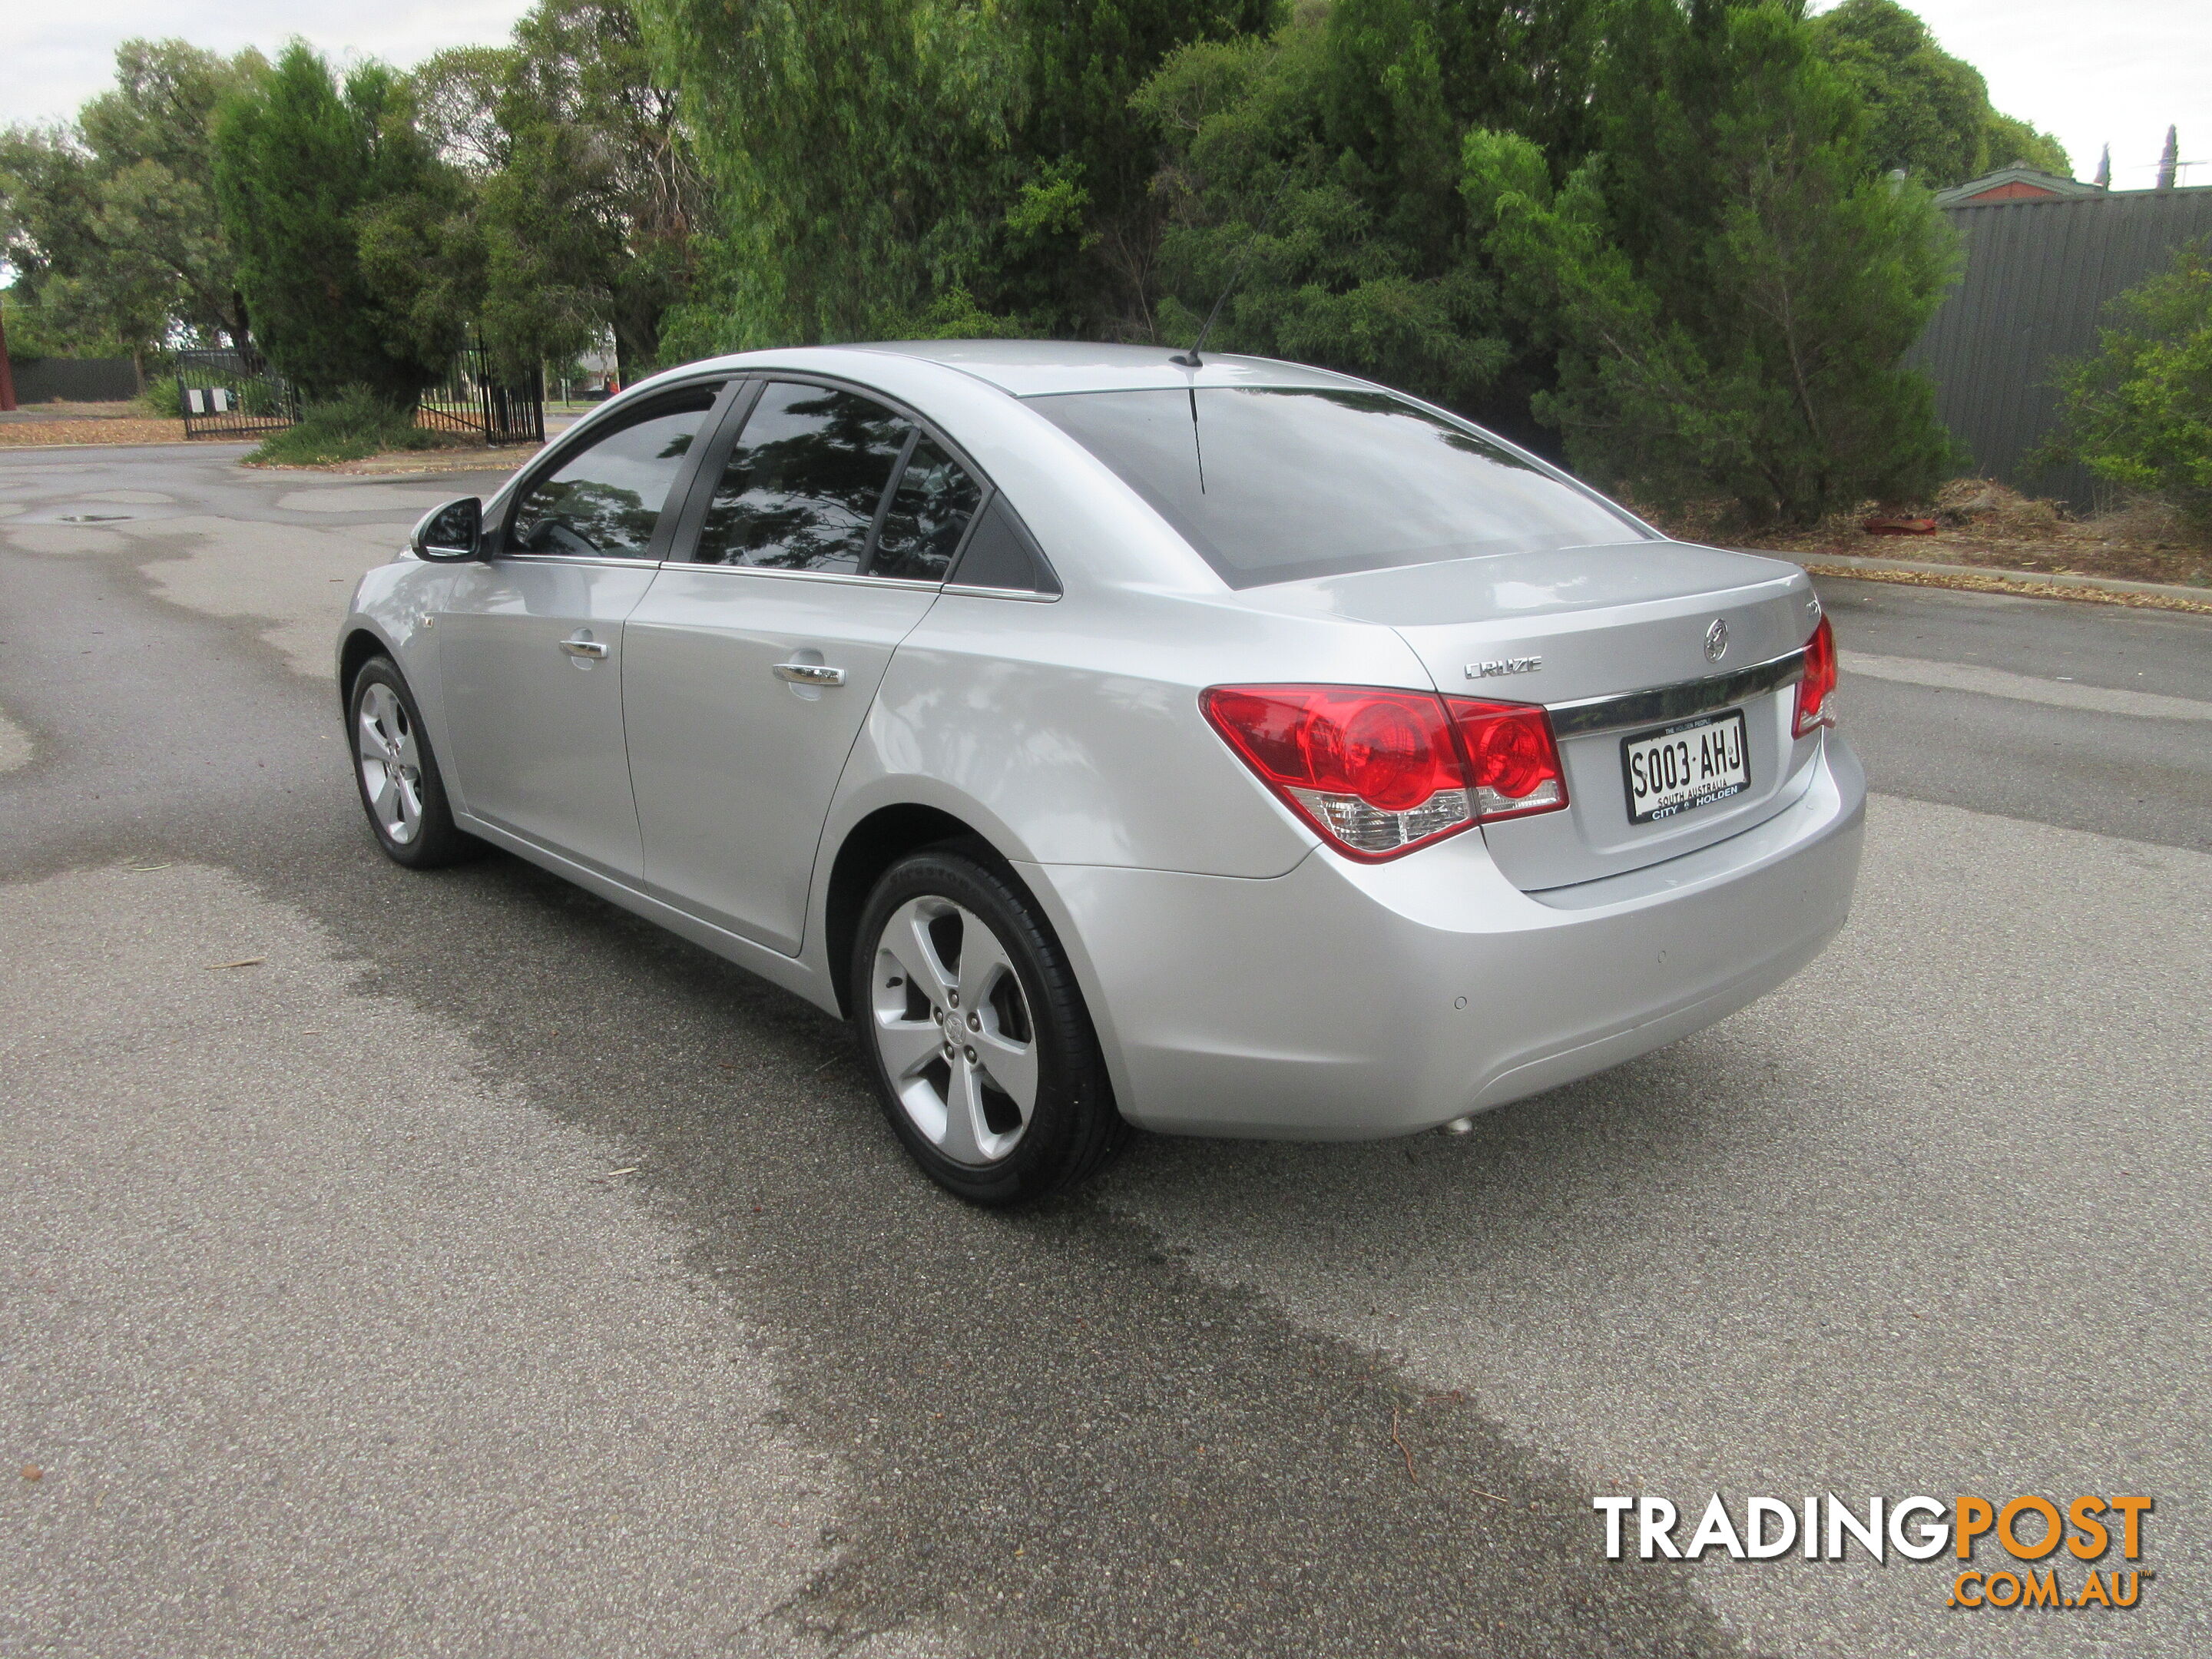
top-left (1200, 684), bottom-right (1568, 861)
top-left (1451, 699), bottom-right (1569, 820)
top-left (1793, 614), bottom-right (1837, 737)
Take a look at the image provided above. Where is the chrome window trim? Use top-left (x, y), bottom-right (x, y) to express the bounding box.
top-left (485, 552), bottom-right (677, 571)
top-left (1545, 647), bottom-right (1807, 737)
top-left (666, 560), bottom-right (946, 595)
top-left (940, 582), bottom-right (1063, 604)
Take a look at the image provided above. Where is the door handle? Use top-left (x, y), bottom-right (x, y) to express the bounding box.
top-left (773, 661), bottom-right (847, 687)
top-left (559, 633), bottom-right (610, 660)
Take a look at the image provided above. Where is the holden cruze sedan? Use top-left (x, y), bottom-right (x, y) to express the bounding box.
top-left (339, 341), bottom-right (1862, 1204)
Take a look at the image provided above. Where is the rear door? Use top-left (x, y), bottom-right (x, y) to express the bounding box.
top-left (438, 383), bottom-right (727, 876)
top-left (623, 379), bottom-right (986, 954)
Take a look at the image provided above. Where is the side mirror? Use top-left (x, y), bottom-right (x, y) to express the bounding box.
top-left (412, 497), bottom-right (482, 561)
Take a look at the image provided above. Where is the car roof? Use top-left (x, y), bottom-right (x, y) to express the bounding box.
top-left (761, 339), bottom-right (1374, 399)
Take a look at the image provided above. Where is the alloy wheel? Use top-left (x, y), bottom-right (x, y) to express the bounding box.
top-left (869, 896), bottom-right (1040, 1166)
top-left (356, 681), bottom-right (426, 846)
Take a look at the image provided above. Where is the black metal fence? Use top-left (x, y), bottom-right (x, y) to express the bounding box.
top-left (418, 339), bottom-right (545, 446)
top-left (176, 347), bottom-right (298, 440)
top-left (175, 336), bottom-right (545, 447)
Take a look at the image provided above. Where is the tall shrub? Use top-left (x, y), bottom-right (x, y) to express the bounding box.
top-left (213, 44), bottom-right (476, 402)
top-left (1461, 0), bottom-right (1957, 523)
top-left (637, 0), bottom-right (1268, 352)
top-left (2048, 240), bottom-right (2212, 528)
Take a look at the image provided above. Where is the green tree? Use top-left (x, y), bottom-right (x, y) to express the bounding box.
top-left (212, 43), bottom-right (478, 402)
top-left (639, 0), bottom-right (1270, 353)
top-left (639, 0), bottom-right (1024, 349)
top-left (0, 126), bottom-right (173, 368)
top-left (1136, 0), bottom-right (1608, 429)
top-left (992, 0), bottom-right (1274, 336)
top-left (0, 41), bottom-right (266, 378)
top-left (1807, 0), bottom-right (2067, 185)
top-left (1462, 0), bottom-right (1956, 523)
top-left (2047, 240), bottom-right (2212, 527)
top-left (471, 0), bottom-right (710, 382)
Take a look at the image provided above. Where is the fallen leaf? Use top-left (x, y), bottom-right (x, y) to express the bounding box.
top-left (20, 1465), bottom-right (41, 1482)
top-left (204, 958), bottom-right (265, 971)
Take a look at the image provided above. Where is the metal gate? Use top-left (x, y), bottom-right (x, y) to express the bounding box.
top-left (418, 339), bottom-right (545, 446)
top-left (175, 347), bottom-right (298, 440)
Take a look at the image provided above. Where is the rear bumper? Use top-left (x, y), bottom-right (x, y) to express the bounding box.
top-left (1024, 735), bottom-right (1865, 1139)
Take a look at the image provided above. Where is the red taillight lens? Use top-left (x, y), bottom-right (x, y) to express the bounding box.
top-left (1793, 614), bottom-right (1837, 737)
top-left (1201, 684), bottom-right (1567, 860)
top-left (1449, 698), bottom-right (1570, 820)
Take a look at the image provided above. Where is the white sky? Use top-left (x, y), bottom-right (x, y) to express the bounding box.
top-left (0, 0), bottom-right (2205, 189)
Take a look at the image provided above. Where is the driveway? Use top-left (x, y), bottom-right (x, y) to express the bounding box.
top-left (2, 444), bottom-right (2205, 1657)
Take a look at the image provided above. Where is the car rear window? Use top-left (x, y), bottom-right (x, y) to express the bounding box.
top-left (1026, 386), bottom-right (1649, 588)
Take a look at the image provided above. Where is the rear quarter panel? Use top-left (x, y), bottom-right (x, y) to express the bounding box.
top-left (832, 582), bottom-right (1438, 877)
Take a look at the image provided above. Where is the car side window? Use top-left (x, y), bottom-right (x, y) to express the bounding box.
top-left (948, 495), bottom-right (1060, 595)
top-left (870, 435), bottom-right (983, 581)
top-left (508, 391), bottom-right (717, 558)
top-left (694, 382), bottom-right (912, 572)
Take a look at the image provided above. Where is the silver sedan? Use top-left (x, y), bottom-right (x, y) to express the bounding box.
top-left (339, 341), bottom-right (1863, 1204)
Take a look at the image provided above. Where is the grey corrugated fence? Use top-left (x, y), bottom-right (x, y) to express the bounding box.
top-left (1909, 187), bottom-right (2212, 508)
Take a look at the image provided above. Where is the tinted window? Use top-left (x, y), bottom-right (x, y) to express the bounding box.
top-left (872, 435), bottom-right (982, 581)
top-left (1028, 387), bottom-right (1647, 588)
top-left (949, 496), bottom-right (1058, 594)
top-left (509, 394), bottom-right (715, 558)
top-left (694, 382), bottom-right (912, 571)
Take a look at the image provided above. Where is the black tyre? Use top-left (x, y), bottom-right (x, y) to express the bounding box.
top-left (853, 848), bottom-right (1125, 1204)
top-left (348, 655), bottom-right (480, 869)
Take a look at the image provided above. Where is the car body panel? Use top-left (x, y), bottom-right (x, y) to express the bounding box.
top-left (435, 556), bottom-right (659, 878)
top-left (624, 565), bottom-right (941, 954)
top-left (1022, 734), bottom-right (1863, 1138)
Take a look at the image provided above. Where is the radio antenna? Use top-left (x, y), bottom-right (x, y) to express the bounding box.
top-left (1169, 171), bottom-right (1293, 369)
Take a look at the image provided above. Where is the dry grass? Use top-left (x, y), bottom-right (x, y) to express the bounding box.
top-left (1654, 480), bottom-right (2212, 590)
top-left (0, 418), bottom-right (189, 447)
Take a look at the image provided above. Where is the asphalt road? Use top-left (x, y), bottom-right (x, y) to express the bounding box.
top-left (2, 445), bottom-right (2206, 1658)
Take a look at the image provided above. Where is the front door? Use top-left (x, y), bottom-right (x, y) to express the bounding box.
top-left (625, 380), bottom-right (986, 953)
top-left (439, 386), bottom-right (722, 876)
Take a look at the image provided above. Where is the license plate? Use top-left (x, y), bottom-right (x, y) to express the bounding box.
top-left (1621, 710), bottom-right (1750, 824)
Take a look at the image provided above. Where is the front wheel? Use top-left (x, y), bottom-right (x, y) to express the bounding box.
top-left (349, 655), bottom-right (479, 869)
top-left (853, 849), bottom-right (1124, 1205)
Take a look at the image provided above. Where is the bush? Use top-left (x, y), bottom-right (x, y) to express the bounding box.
top-left (2048, 239), bottom-right (2212, 529)
top-left (140, 377), bottom-right (184, 418)
top-left (243, 386), bottom-right (457, 465)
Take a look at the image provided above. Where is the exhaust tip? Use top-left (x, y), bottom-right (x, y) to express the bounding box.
top-left (1441, 1115), bottom-right (1476, 1135)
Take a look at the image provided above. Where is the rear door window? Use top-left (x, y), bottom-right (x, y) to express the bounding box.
top-left (1027, 386), bottom-right (1648, 588)
top-left (693, 382), bottom-right (913, 572)
top-left (872, 435), bottom-right (984, 581)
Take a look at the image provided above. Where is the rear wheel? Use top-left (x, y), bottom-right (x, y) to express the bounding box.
top-left (853, 849), bottom-right (1124, 1205)
top-left (349, 655), bottom-right (478, 869)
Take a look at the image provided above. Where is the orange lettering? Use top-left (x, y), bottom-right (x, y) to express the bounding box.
top-left (1955, 1495), bottom-right (1993, 1559)
top-left (2066, 1496), bottom-right (2108, 1561)
top-left (2109, 1497), bottom-right (2153, 1559)
top-left (1998, 1495), bottom-right (2062, 1561)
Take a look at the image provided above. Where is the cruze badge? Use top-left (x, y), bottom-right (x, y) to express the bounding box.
top-left (1465, 655), bottom-right (1543, 680)
top-left (1704, 618), bottom-right (1729, 662)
